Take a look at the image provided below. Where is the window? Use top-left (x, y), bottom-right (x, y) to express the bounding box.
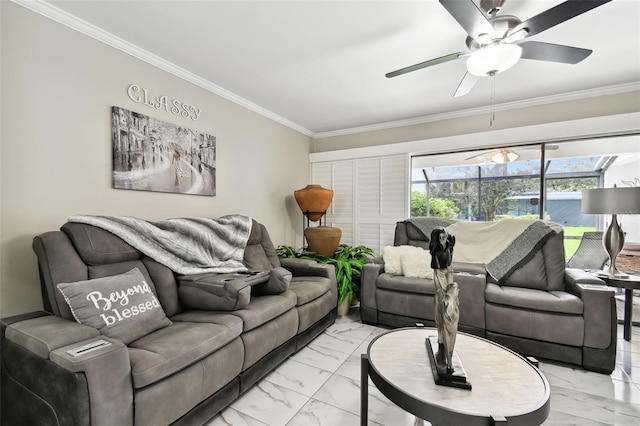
top-left (411, 136), bottom-right (640, 257)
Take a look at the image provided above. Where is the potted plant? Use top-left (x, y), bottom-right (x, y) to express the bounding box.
top-left (276, 244), bottom-right (373, 315)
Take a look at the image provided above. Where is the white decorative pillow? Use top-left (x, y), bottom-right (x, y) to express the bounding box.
top-left (382, 246), bottom-right (405, 275)
top-left (401, 246), bottom-right (433, 279)
top-left (57, 268), bottom-right (172, 344)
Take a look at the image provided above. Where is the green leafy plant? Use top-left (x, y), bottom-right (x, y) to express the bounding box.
top-left (275, 245), bottom-right (299, 259)
top-left (328, 244), bottom-right (374, 306)
top-left (411, 191), bottom-right (460, 219)
top-left (276, 244), bottom-right (373, 306)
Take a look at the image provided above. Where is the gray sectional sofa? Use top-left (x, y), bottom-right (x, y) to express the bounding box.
top-left (361, 218), bottom-right (617, 374)
top-left (1, 218), bottom-right (337, 425)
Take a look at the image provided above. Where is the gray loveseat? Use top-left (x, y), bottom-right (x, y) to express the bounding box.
top-left (361, 218), bottom-right (616, 374)
top-left (1, 218), bottom-right (337, 425)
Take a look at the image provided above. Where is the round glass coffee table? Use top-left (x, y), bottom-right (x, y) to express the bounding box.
top-left (361, 328), bottom-right (550, 426)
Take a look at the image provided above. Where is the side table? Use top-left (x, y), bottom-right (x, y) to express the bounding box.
top-left (598, 273), bottom-right (640, 341)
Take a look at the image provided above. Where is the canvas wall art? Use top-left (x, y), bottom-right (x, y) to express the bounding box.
top-left (112, 106), bottom-right (216, 196)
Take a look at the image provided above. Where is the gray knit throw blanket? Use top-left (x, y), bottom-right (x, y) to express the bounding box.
top-left (69, 214), bottom-right (252, 275)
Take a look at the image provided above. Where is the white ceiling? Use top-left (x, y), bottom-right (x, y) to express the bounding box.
top-left (28, 0), bottom-right (640, 137)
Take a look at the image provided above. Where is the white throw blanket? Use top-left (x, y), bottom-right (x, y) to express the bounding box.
top-left (406, 218), bottom-right (561, 282)
top-left (447, 220), bottom-right (544, 264)
top-left (69, 214), bottom-right (252, 275)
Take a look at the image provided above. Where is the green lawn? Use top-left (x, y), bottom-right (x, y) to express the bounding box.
top-left (563, 226), bottom-right (596, 259)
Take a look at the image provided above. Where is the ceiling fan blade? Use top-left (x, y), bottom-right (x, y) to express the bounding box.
top-left (386, 52), bottom-right (464, 78)
top-left (439, 0), bottom-right (494, 38)
top-left (515, 0), bottom-right (612, 38)
top-left (454, 72), bottom-right (479, 97)
top-left (466, 145), bottom-right (559, 162)
top-left (520, 41), bottom-right (592, 64)
top-left (465, 150), bottom-right (492, 161)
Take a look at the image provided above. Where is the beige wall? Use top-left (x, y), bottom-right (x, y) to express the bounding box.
top-left (0, 2), bottom-right (311, 317)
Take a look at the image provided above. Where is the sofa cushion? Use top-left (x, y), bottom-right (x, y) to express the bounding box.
top-left (376, 273), bottom-right (435, 295)
top-left (142, 257), bottom-right (182, 317)
top-left (288, 275), bottom-right (335, 333)
top-left (88, 260), bottom-right (154, 283)
top-left (377, 287), bottom-right (435, 320)
top-left (485, 283), bottom-right (583, 315)
top-left (243, 221), bottom-right (281, 270)
top-left (288, 276), bottom-right (332, 306)
top-left (485, 303), bottom-right (584, 347)
top-left (542, 232), bottom-right (567, 292)
top-left (230, 290), bottom-right (297, 332)
top-left (62, 222), bottom-right (141, 265)
top-left (501, 251), bottom-right (548, 290)
top-left (128, 315), bottom-right (243, 388)
top-left (406, 222), bottom-right (427, 240)
top-left (57, 268), bottom-right (172, 344)
top-left (392, 222), bottom-right (429, 249)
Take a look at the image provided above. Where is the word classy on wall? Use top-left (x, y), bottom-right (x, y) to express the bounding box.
top-left (127, 84), bottom-right (202, 121)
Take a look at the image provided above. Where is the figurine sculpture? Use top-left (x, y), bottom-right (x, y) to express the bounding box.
top-left (429, 227), bottom-right (459, 374)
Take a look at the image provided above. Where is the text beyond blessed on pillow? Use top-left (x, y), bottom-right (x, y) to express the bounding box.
top-left (86, 281), bottom-right (162, 326)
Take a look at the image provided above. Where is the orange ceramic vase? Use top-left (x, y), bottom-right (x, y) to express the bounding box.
top-left (305, 226), bottom-right (342, 257)
top-left (294, 184), bottom-right (334, 222)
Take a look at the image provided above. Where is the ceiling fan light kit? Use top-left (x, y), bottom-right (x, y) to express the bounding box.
top-left (466, 43), bottom-right (522, 76)
top-left (490, 149), bottom-right (520, 164)
top-left (385, 0), bottom-right (612, 96)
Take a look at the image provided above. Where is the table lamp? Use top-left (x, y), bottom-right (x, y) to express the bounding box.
top-left (581, 185), bottom-right (640, 278)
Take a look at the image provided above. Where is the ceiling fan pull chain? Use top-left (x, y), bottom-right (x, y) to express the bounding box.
top-left (490, 71), bottom-right (496, 126)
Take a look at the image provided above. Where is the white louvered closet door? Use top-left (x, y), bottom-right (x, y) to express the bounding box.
top-left (311, 155), bottom-right (408, 256)
top-left (310, 160), bottom-right (355, 246)
top-left (356, 155), bottom-right (408, 255)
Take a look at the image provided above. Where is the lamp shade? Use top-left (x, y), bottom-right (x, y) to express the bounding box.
top-left (466, 44), bottom-right (522, 77)
top-left (581, 187), bottom-right (640, 214)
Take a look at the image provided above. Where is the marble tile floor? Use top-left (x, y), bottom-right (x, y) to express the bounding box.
top-left (207, 307), bottom-right (640, 426)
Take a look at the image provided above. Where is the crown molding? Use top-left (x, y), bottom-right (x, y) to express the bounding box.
top-left (11, 0), bottom-right (314, 137)
top-left (309, 112), bottom-right (640, 163)
top-left (12, 0), bottom-right (639, 141)
top-left (313, 82), bottom-right (640, 139)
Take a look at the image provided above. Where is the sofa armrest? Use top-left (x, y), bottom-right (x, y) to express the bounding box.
top-left (279, 258), bottom-right (337, 286)
top-left (178, 273), bottom-right (263, 310)
top-left (51, 337), bottom-right (133, 426)
top-left (565, 268), bottom-right (615, 349)
top-left (565, 267), bottom-right (607, 287)
top-left (361, 263), bottom-right (384, 317)
top-left (453, 261), bottom-right (487, 276)
top-left (5, 313), bottom-right (100, 358)
top-left (4, 313), bottom-right (134, 426)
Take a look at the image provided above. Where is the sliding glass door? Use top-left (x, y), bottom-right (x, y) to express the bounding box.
top-left (411, 136), bottom-right (640, 257)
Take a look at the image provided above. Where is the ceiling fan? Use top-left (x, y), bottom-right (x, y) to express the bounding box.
top-left (465, 145), bottom-right (559, 163)
top-left (386, 0), bottom-right (612, 97)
